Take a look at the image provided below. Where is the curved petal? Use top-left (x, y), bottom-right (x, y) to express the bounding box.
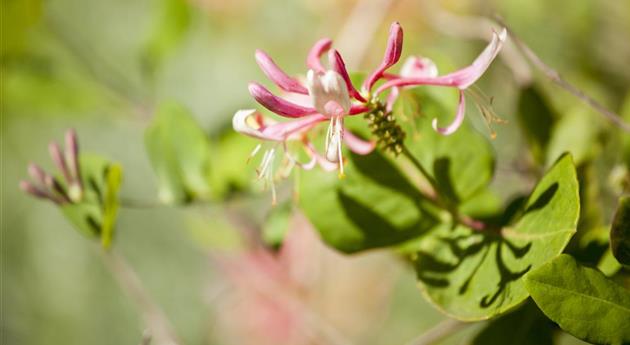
top-left (307, 38), bottom-right (332, 72)
top-left (255, 49), bottom-right (308, 94)
top-left (349, 104), bottom-right (369, 115)
top-left (249, 82), bottom-right (316, 118)
top-left (362, 22), bottom-right (404, 91)
top-left (432, 90), bottom-right (466, 136)
top-left (343, 130), bottom-right (376, 155)
top-left (328, 49), bottom-right (366, 102)
top-left (435, 28), bottom-right (506, 89)
top-left (233, 109), bottom-right (281, 141)
top-left (262, 114), bottom-right (327, 139)
top-left (375, 28), bottom-right (506, 95)
top-left (305, 142), bottom-right (337, 171)
top-left (400, 56), bottom-right (438, 78)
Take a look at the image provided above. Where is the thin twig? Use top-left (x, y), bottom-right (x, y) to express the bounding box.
top-left (404, 319), bottom-right (469, 345)
top-left (99, 248), bottom-right (181, 345)
top-left (493, 16), bottom-right (630, 133)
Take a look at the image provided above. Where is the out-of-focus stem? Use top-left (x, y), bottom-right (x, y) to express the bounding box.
top-left (401, 145), bottom-right (487, 231)
top-left (493, 16), bottom-right (630, 133)
top-left (404, 318), bottom-right (469, 345)
top-left (99, 248), bottom-right (181, 345)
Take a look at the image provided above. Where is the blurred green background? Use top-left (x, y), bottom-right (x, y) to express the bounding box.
top-left (2, 0), bottom-right (629, 344)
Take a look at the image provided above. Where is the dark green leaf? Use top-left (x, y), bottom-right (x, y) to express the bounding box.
top-left (145, 101), bottom-right (213, 204)
top-left (611, 195), bottom-right (630, 266)
top-left (472, 301), bottom-right (553, 345)
top-left (414, 154), bottom-right (579, 320)
top-left (525, 254), bottom-right (630, 345)
top-left (393, 87), bottom-right (495, 204)
top-left (299, 150), bottom-right (442, 253)
top-left (517, 86), bottom-right (557, 164)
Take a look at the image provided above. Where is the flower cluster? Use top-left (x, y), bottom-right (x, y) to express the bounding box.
top-left (19, 129), bottom-right (83, 205)
top-left (233, 21), bottom-right (506, 194)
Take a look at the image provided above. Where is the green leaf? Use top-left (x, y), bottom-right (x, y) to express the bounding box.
top-left (611, 195), bottom-right (630, 266)
top-left (60, 154), bottom-right (122, 247)
top-left (525, 254), bottom-right (630, 345)
top-left (472, 301), bottom-right (553, 345)
top-left (546, 108), bottom-right (600, 167)
top-left (414, 154), bottom-right (579, 320)
top-left (145, 101), bottom-right (213, 204)
top-left (393, 87), bottom-right (495, 204)
top-left (299, 150), bottom-right (443, 253)
top-left (517, 86), bottom-right (557, 164)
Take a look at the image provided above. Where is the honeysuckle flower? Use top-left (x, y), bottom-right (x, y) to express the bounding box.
top-left (376, 28), bottom-right (507, 135)
top-left (233, 21), bottom-right (506, 186)
top-left (20, 129), bottom-right (83, 204)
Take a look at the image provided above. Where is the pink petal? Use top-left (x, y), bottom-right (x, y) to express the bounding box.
top-left (255, 50), bottom-right (308, 94)
top-left (400, 56), bottom-right (438, 78)
top-left (343, 130), bottom-right (376, 155)
top-left (328, 49), bottom-right (366, 102)
top-left (434, 28), bottom-right (506, 90)
top-left (249, 82), bottom-right (316, 118)
top-left (306, 38), bottom-right (332, 73)
top-left (262, 114), bottom-right (327, 139)
top-left (362, 22), bottom-right (404, 91)
top-left (305, 142), bottom-right (337, 171)
top-left (432, 90), bottom-right (466, 136)
top-left (348, 104), bottom-right (370, 115)
top-left (233, 109), bottom-right (282, 141)
top-left (375, 28), bottom-right (506, 95)
top-left (385, 86), bottom-right (399, 113)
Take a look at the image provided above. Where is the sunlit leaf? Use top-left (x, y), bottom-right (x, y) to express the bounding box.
top-left (393, 87), bottom-right (495, 205)
top-left (414, 154), bottom-right (579, 320)
top-left (525, 254), bottom-right (630, 345)
top-left (611, 195), bottom-right (630, 266)
top-left (300, 150), bottom-right (443, 253)
top-left (145, 101), bottom-right (213, 204)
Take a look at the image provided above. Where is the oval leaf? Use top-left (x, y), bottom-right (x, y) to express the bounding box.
top-left (525, 254), bottom-right (630, 345)
top-left (300, 150), bottom-right (442, 253)
top-left (414, 154), bottom-right (579, 320)
top-left (611, 195), bottom-right (630, 266)
top-left (145, 101), bottom-right (213, 204)
top-left (393, 88), bottom-right (495, 204)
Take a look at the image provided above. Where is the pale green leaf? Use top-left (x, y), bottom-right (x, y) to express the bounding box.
top-left (145, 101), bottom-right (213, 204)
top-left (525, 254), bottom-right (630, 345)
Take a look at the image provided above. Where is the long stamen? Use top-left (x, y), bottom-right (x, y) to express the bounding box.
top-left (336, 117), bottom-right (345, 178)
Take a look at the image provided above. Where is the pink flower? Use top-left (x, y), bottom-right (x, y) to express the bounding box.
top-left (376, 28), bottom-right (507, 135)
top-left (233, 22), bottom-right (506, 185)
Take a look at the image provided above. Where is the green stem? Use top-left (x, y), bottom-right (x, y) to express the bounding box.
top-left (401, 145), bottom-right (487, 231)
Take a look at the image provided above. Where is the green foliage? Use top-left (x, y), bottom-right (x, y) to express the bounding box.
top-left (60, 154), bottom-right (122, 248)
top-left (299, 149), bottom-right (442, 253)
top-left (472, 301), bottom-right (553, 345)
top-left (0, 0), bottom-right (41, 57)
top-left (611, 195), bottom-right (630, 266)
top-left (394, 88), bottom-right (495, 203)
top-left (517, 86), bottom-right (557, 164)
top-left (525, 254), bottom-right (630, 345)
top-left (145, 101), bottom-right (213, 204)
top-left (546, 108), bottom-right (600, 167)
top-left (413, 154), bottom-right (579, 320)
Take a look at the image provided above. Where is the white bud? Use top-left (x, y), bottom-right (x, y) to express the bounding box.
top-left (306, 70), bottom-right (351, 117)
